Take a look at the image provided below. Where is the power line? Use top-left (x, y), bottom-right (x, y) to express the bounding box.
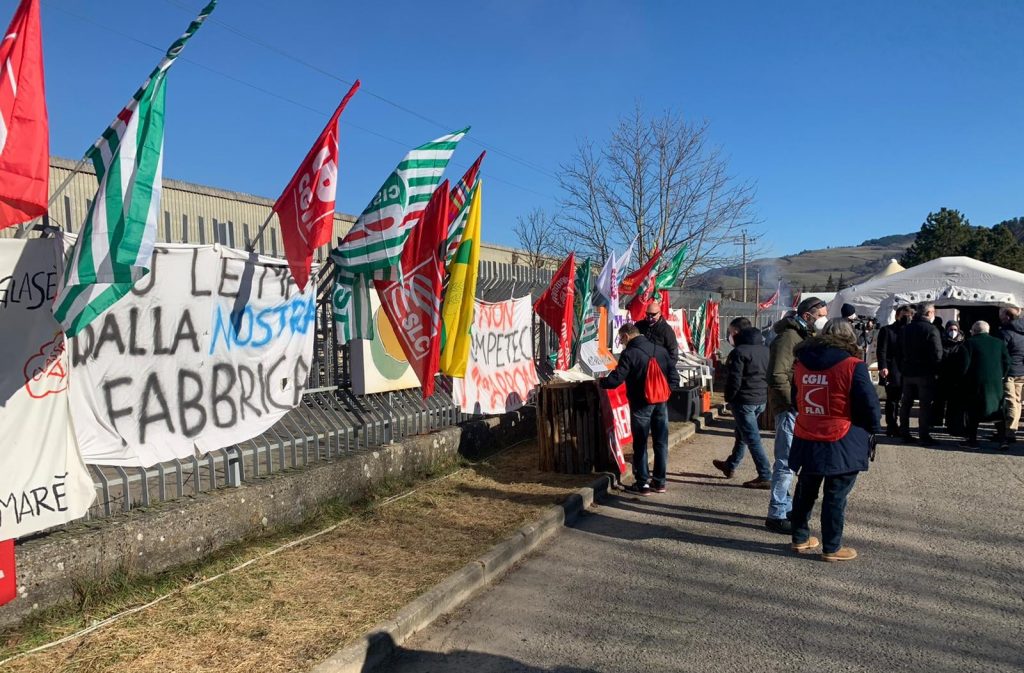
top-left (160, 0), bottom-right (560, 181)
top-left (41, 1), bottom-right (557, 202)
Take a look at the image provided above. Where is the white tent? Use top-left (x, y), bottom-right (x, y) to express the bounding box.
top-left (828, 256), bottom-right (1024, 323)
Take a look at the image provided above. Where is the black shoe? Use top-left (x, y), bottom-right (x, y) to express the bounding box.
top-left (919, 435), bottom-right (937, 447)
top-left (625, 482), bottom-right (651, 496)
top-left (901, 434), bottom-right (917, 444)
top-left (711, 459), bottom-right (734, 479)
top-left (959, 440), bottom-right (980, 449)
top-left (885, 427), bottom-right (898, 438)
top-left (764, 518), bottom-right (793, 534)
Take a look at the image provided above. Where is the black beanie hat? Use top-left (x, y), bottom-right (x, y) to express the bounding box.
top-left (841, 303), bottom-right (857, 318)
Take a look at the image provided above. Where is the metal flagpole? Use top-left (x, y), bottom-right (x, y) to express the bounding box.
top-left (246, 211), bottom-right (275, 253)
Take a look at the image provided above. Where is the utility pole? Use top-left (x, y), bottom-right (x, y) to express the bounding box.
top-left (741, 230), bottom-right (748, 303)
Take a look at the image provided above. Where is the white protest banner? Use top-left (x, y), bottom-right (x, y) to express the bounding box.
top-left (68, 243), bottom-right (316, 466)
top-left (0, 239), bottom-right (95, 539)
top-left (454, 297), bottom-right (539, 415)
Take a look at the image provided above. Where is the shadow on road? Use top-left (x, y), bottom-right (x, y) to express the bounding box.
top-left (368, 633), bottom-right (594, 673)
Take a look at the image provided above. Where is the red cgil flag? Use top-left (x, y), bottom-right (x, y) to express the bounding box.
top-left (374, 180), bottom-right (449, 399)
top-left (535, 253), bottom-right (576, 370)
top-left (0, 0), bottom-right (48, 230)
top-left (758, 283), bottom-right (780, 311)
top-left (0, 539), bottom-right (14, 606)
top-left (618, 248), bottom-right (662, 296)
top-left (273, 80), bottom-right (360, 290)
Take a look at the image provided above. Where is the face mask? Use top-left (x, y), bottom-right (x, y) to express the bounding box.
top-left (813, 316), bottom-right (827, 332)
top-left (727, 333), bottom-right (735, 346)
top-left (948, 330), bottom-right (959, 339)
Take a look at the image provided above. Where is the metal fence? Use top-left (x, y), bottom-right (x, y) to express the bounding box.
top-left (81, 259), bottom-right (556, 520)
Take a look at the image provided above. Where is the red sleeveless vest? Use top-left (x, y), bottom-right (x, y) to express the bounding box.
top-left (793, 356), bottom-right (859, 442)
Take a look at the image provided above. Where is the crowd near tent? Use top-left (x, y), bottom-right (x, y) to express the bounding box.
top-left (829, 256), bottom-right (1024, 325)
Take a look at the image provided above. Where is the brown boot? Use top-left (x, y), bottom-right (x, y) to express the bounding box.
top-left (822, 547), bottom-right (858, 562)
top-left (791, 536), bottom-right (820, 553)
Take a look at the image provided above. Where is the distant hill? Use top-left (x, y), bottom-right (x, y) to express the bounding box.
top-left (691, 234), bottom-right (916, 297)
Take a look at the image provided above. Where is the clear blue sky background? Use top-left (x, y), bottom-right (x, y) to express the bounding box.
top-left (30, 0), bottom-right (1024, 257)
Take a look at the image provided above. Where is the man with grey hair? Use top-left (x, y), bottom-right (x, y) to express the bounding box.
top-left (997, 306), bottom-right (1024, 449)
top-left (898, 303), bottom-right (943, 445)
top-left (961, 320), bottom-right (1010, 448)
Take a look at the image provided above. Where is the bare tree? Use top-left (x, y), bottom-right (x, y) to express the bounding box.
top-left (513, 208), bottom-right (559, 269)
top-left (555, 103), bottom-right (762, 285)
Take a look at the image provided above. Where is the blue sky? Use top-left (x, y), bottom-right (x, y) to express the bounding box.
top-left (31, 0), bottom-right (1024, 257)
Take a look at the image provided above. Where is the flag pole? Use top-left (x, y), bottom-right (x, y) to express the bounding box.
top-left (247, 211), bottom-right (275, 253)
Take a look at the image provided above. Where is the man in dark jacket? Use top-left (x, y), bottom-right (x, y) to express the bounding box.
top-left (600, 323), bottom-right (680, 495)
top-left (898, 303), bottom-right (943, 445)
top-left (764, 296), bottom-right (828, 533)
top-left (961, 321), bottom-right (1011, 449)
top-left (876, 305), bottom-right (912, 436)
top-left (998, 307), bottom-right (1024, 448)
top-left (712, 318), bottom-right (771, 488)
top-left (636, 300), bottom-right (679, 366)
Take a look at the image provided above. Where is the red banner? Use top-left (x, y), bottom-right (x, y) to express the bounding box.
top-left (618, 248), bottom-right (661, 296)
top-left (599, 384), bottom-right (631, 476)
top-left (534, 253), bottom-right (576, 370)
top-left (758, 284), bottom-right (780, 311)
top-left (374, 181), bottom-right (448, 398)
top-left (0, 0), bottom-right (49, 230)
top-left (705, 300), bottom-right (720, 360)
top-left (273, 81), bottom-right (360, 290)
top-left (0, 539), bottom-right (14, 606)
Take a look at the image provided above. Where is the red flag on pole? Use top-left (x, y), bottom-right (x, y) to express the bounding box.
top-left (705, 300), bottom-right (720, 360)
top-left (618, 249), bottom-right (662, 296)
top-left (0, 539), bottom-right (14, 606)
top-left (758, 283), bottom-right (781, 311)
top-left (273, 80), bottom-right (360, 290)
top-left (0, 0), bottom-right (48, 230)
top-left (535, 253), bottom-right (576, 370)
top-left (791, 290), bottom-right (802, 310)
top-left (680, 309), bottom-right (695, 352)
top-left (374, 181), bottom-right (449, 399)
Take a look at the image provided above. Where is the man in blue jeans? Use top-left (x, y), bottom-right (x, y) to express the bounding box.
top-left (713, 318), bottom-right (771, 487)
top-left (600, 323), bottom-right (679, 495)
top-left (764, 297), bottom-right (828, 533)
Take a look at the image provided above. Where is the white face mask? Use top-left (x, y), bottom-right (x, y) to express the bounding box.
top-left (727, 333), bottom-right (735, 346)
top-left (813, 316), bottom-right (828, 332)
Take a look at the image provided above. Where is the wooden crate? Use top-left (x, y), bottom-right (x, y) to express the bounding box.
top-left (537, 381), bottom-right (607, 474)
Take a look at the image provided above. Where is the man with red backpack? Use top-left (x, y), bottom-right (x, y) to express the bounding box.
top-left (600, 322), bottom-right (680, 495)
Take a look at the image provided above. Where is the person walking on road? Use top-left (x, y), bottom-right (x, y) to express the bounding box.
top-left (636, 299), bottom-right (679, 366)
top-left (600, 323), bottom-right (680, 495)
top-left (960, 321), bottom-right (1011, 449)
top-left (789, 319), bottom-right (881, 562)
top-left (713, 317), bottom-right (772, 489)
top-left (997, 307), bottom-right (1024, 449)
top-left (898, 303), bottom-right (943, 446)
top-left (765, 296), bottom-right (828, 534)
top-left (876, 305), bottom-right (911, 437)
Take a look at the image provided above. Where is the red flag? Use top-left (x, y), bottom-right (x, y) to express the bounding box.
top-left (0, 539), bottom-right (14, 606)
top-left (680, 310), bottom-right (695, 352)
top-left (705, 300), bottom-right (720, 360)
top-left (448, 151), bottom-right (485, 226)
top-left (791, 290), bottom-right (802, 310)
top-left (374, 181), bottom-right (449, 398)
top-left (535, 253), bottom-right (576, 370)
top-left (0, 0), bottom-right (48, 229)
top-left (659, 289), bottom-right (672, 319)
top-left (273, 80), bottom-right (360, 290)
top-left (618, 248), bottom-right (662, 296)
top-left (758, 283), bottom-right (780, 311)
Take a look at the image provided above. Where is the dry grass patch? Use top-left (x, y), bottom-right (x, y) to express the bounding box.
top-left (0, 442), bottom-right (594, 673)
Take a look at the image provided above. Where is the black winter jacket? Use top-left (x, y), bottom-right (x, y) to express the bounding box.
top-left (600, 335), bottom-right (680, 409)
top-left (789, 336), bottom-right (881, 476)
top-left (898, 316), bottom-right (943, 378)
top-left (875, 321), bottom-right (904, 388)
top-left (1000, 318), bottom-right (1024, 377)
top-left (636, 316), bottom-right (679, 365)
top-left (725, 327), bottom-right (769, 406)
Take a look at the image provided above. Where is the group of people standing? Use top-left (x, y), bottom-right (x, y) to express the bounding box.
top-left (713, 296), bottom-right (880, 562)
top-left (877, 303), bottom-right (1024, 449)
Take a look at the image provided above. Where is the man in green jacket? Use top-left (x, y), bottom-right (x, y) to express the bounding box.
top-left (764, 296), bottom-right (828, 534)
top-left (961, 321), bottom-right (1011, 449)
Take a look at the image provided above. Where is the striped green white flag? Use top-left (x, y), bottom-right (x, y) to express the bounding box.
top-left (53, 1), bottom-right (216, 337)
top-left (331, 128), bottom-right (468, 343)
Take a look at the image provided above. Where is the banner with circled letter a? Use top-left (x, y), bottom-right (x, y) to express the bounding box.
top-left (598, 384), bottom-right (631, 476)
top-left (454, 297), bottom-right (539, 415)
top-left (0, 239), bottom-right (95, 540)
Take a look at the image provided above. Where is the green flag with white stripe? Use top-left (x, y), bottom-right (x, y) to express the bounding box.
top-left (53, 1), bottom-right (216, 337)
top-left (331, 128), bottom-right (468, 343)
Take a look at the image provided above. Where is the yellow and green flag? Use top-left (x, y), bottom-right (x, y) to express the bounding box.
top-left (439, 180), bottom-right (482, 376)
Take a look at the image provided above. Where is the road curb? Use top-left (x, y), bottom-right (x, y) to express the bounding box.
top-left (312, 415), bottom-right (708, 673)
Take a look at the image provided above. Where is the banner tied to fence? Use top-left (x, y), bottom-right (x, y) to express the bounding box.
top-left (0, 239), bottom-right (95, 539)
top-left (67, 241), bottom-right (317, 467)
top-left (454, 296), bottom-right (539, 415)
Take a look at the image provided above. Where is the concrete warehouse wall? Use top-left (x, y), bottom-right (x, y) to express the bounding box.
top-left (0, 157), bottom-right (535, 268)
top-left (1, 409), bottom-right (535, 630)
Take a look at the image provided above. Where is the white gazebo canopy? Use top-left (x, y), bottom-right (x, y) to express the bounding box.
top-left (870, 258), bottom-right (905, 280)
top-left (828, 256), bottom-right (1024, 323)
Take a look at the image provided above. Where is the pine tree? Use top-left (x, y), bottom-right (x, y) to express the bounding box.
top-left (901, 208), bottom-right (975, 267)
top-left (825, 274), bottom-right (836, 292)
top-left (837, 274), bottom-right (847, 290)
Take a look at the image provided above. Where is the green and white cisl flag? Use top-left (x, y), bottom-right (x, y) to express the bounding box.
top-left (53, 0), bottom-right (216, 337)
top-left (331, 128), bottom-right (467, 343)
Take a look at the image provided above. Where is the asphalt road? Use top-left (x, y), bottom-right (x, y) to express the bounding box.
top-left (384, 414), bottom-right (1024, 673)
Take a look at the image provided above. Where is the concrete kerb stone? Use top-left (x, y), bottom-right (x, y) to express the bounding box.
top-left (312, 410), bottom-right (719, 673)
